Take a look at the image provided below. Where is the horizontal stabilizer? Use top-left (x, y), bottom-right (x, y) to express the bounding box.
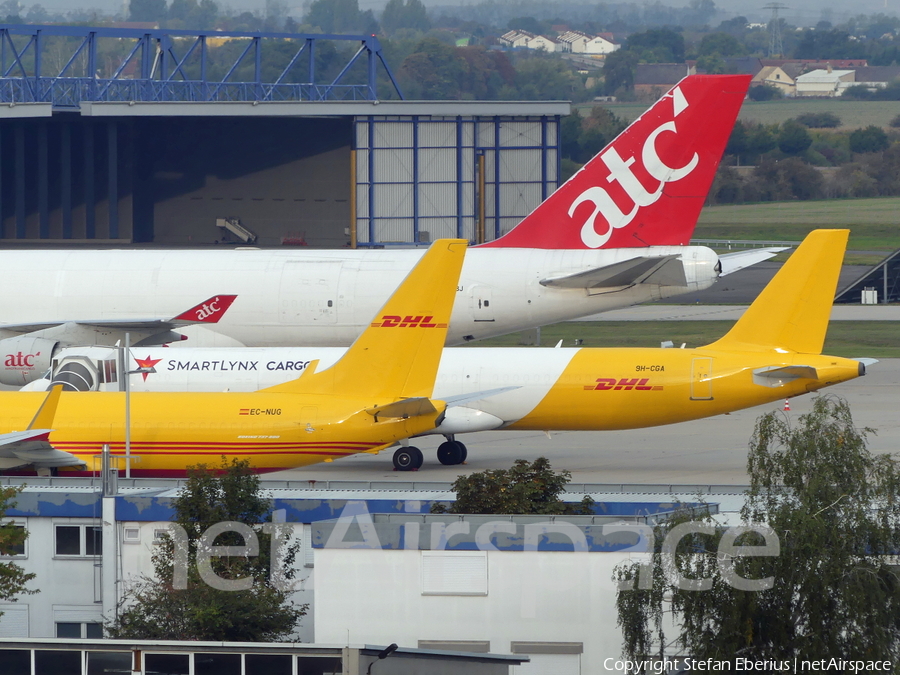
top-left (719, 247), bottom-right (789, 276)
top-left (540, 255), bottom-right (684, 289)
top-left (366, 397), bottom-right (439, 421)
top-left (752, 365), bottom-right (818, 387)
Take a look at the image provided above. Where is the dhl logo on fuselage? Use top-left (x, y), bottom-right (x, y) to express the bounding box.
top-left (584, 378), bottom-right (664, 391)
top-left (370, 315), bottom-right (447, 328)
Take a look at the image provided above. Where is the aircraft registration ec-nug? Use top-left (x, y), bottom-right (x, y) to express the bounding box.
top-left (1, 230), bottom-right (870, 475)
top-left (0, 75), bottom-right (782, 392)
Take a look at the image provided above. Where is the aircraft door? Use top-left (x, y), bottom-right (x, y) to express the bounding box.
top-left (279, 261), bottom-right (340, 324)
top-left (690, 357), bottom-right (713, 400)
top-left (470, 285), bottom-right (495, 322)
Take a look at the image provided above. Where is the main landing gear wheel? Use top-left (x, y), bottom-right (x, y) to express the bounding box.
top-left (393, 447), bottom-right (424, 471)
top-left (437, 440), bottom-right (467, 466)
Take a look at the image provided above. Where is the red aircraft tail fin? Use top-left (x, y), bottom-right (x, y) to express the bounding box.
top-left (171, 295), bottom-right (238, 324)
top-left (479, 74), bottom-right (751, 250)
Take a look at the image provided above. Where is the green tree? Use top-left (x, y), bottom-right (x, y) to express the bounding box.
top-left (616, 397), bottom-right (900, 663)
top-left (626, 28), bottom-right (685, 63)
top-left (777, 120), bottom-right (812, 155)
top-left (0, 487), bottom-right (36, 617)
top-left (698, 32), bottom-right (744, 57)
top-left (381, 0), bottom-right (431, 35)
top-left (602, 48), bottom-right (639, 95)
top-left (513, 56), bottom-right (581, 101)
top-left (432, 457), bottom-right (595, 515)
top-left (108, 459), bottom-right (305, 641)
top-left (129, 0), bottom-right (167, 22)
top-left (849, 125), bottom-right (890, 153)
top-left (398, 38), bottom-right (467, 99)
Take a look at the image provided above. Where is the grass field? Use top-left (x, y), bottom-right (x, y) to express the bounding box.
top-left (470, 321), bottom-right (900, 358)
top-left (584, 99), bottom-right (900, 129)
top-left (696, 197), bottom-right (900, 253)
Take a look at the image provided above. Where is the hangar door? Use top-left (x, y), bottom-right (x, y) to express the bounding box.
top-left (355, 115), bottom-right (559, 246)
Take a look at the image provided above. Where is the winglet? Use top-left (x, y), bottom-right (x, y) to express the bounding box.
top-left (171, 295), bottom-right (237, 324)
top-left (262, 239), bottom-right (467, 399)
top-left (479, 74), bottom-right (751, 250)
top-left (706, 230), bottom-right (848, 355)
top-left (27, 384), bottom-right (63, 431)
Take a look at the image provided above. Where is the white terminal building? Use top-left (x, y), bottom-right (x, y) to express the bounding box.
top-left (0, 477), bottom-right (747, 674)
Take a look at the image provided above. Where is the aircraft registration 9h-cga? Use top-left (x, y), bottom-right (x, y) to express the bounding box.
top-left (10, 230), bottom-right (870, 475)
top-left (0, 74), bottom-right (782, 390)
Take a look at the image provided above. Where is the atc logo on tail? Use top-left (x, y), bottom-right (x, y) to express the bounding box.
top-left (173, 295), bottom-right (238, 323)
top-left (480, 74), bottom-right (751, 250)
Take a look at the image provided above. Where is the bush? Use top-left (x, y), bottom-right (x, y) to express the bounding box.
top-left (890, 114), bottom-right (900, 128)
top-left (778, 120), bottom-right (813, 155)
top-left (748, 83), bottom-right (781, 101)
top-left (795, 112), bottom-right (841, 128)
top-left (849, 125), bottom-right (890, 153)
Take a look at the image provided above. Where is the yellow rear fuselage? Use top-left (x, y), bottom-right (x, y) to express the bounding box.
top-left (0, 390), bottom-right (443, 476)
top-left (507, 347), bottom-right (863, 431)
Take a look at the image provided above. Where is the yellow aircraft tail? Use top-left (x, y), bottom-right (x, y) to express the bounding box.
top-left (262, 239), bottom-right (467, 399)
top-left (706, 229), bottom-right (848, 355)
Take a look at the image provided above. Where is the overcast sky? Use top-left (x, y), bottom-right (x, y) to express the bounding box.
top-left (9, 0), bottom-right (898, 26)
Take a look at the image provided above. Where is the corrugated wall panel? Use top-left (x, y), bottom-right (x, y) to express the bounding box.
top-left (373, 148), bottom-right (414, 183)
top-left (499, 121), bottom-right (543, 147)
top-left (497, 148), bottom-right (543, 183)
top-left (373, 122), bottom-right (413, 148)
top-left (419, 121), bottom-right (456, 147)
top-left (420, 148), bottom-right (457, 182)
top-left (419, 184), bottom-right (457, 217)
top-left (373, 218), bottom-right (413, 242)
top-left (417, 217), bottom-right (458, 241)
top-left (374, 183), bottom-right (413, 218)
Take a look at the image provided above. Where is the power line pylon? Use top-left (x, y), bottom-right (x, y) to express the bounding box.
top-left (763, 2), bottom-right (788, 57)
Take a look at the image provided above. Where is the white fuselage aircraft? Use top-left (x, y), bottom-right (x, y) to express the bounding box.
top-left (0, 75), bottom-right (767, 389)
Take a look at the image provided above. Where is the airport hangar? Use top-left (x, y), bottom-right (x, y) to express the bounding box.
top-left (0, 24), bottom-right (566, 249)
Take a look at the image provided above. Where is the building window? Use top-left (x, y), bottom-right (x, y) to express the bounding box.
top-left (55, 525), bottom-right (102, 557)
top-left (56, 622), bottom-right (104, 639)
top-left (0, 524), bottom-right (26, 558)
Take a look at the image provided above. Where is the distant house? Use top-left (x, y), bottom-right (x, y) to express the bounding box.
top-left (634, 63), bottom-right (695, 100)
top-left (498, 30), bottom-right (534, 49)
top-left (753, 65), bottom-right (796, 96)
top-left (852, 65), bottom-right (900, 90)
top-left (557, 30), bottom-right (620, 55)
top-left (528, 35), bottom-right (561, 52)
top-left (724, 56), bottom-right (764, 76)
top-left (794, 68), bottom-right (856, 96)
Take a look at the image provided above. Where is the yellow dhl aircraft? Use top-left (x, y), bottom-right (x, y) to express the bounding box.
top-left (0, 239), bottom-right (468, 477)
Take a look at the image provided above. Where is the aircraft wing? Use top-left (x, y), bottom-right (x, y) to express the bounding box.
top-left (540, 255), bottom-right (686, 290)
top-left (441, 387), bottom-right (520, 406)
top-left (366, 397), bottom-right (439, 421)
top-left (718, 248), bottom-right (788, 276)
top-left (0, 295), bottom-right (238, 345)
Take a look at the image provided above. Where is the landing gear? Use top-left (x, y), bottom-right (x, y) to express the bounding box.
top-left (393, 446), bottom-right (424, 471)
top-left (437, 440), bottom-right (467, 466)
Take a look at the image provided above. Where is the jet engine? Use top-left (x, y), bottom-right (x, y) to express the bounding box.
top-left (0, 336), bottom-right (58, 386)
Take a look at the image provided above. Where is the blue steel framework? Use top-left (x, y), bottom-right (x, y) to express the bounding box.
top-left (0, 24), bottom-right (403, 107)
top-left (355, 115), bottom-right (559, 246)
